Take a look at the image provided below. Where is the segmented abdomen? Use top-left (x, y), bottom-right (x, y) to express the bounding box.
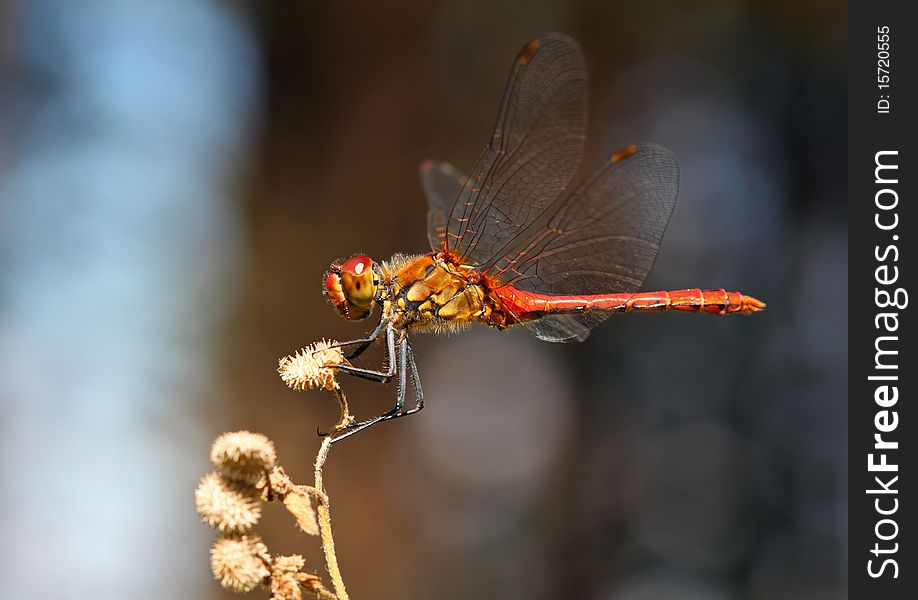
top-left (495, 287), bottom-right (766, 317)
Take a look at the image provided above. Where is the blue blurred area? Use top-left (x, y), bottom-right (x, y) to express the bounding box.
top-left (0, 1), bottom-right (260, 597)
top-left (0, 2), bottom-right (845, 599)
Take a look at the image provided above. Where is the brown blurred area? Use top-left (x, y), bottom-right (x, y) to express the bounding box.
top-left (220, 3), bottom-right (845, 599)
top-left (0, 1), bottom-right (846, 599)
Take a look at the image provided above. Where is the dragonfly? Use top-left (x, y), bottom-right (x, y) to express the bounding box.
top-left (321, 33), bottom-right (764, 441)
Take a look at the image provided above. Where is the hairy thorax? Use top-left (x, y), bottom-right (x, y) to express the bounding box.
top-left (380, 253), bottom-right (507, 333)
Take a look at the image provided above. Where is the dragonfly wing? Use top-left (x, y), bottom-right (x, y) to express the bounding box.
top-left (446, 33), bottom-right (588, 265)
top-left (522, 314), bottom-right (606, 343)
top-left (420, 160), bottom-right (467, 252)
top-left (492, 144), bottom-right (680, 341)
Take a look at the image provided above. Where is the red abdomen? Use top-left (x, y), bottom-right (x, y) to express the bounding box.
top-left (494, 287), bottom-right (766, 318)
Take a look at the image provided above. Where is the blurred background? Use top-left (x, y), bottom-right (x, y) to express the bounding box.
top-left (0, 1), bottom-right (846, 599)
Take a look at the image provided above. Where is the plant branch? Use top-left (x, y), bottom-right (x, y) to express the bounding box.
top-left (312, 386), bottom-right (352, 600)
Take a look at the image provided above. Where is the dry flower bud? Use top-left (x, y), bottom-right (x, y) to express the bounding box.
top-left (270, 572), bottom-right (301, 600)
top-left (195, 472), bottom-right (263, 533)
top-left (272, 554), bottom-right (306, 573)
top-left (210, 534), bottom-right (270, 593)
top-left (211, 430), bottom-right (277, 485)
top-left (270, 555), bottom-right (306, 600)
top-left (283, 488), bottom-right (319, 536)
top-left (278, 340), bottom-right (346, 391)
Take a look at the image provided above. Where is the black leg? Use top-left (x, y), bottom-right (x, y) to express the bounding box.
top-left (329, 338), bottom-right (425, 443)
top-left (326, 317), bottom-right (386, 360)
top-left (329, 335), bottom-right (408, 443)
top-left (333, 326), bottom-right (397, 383)
top-left (399, 343), bottom-right (425, 416)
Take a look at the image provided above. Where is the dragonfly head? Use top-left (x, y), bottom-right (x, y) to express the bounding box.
top-left (324, 254), bottom-right (379, 321)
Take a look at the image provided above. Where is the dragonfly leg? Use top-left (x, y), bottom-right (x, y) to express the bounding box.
top-left (329, 335), bottom-right (410, 443)
top-left (333, 326), bottom-right (397, 383)
top-left (327, 317), bottom-right (386, 360)
top-left (329, 338), bottom-right (427, 443)
top-left (397, 342), bottom-right (424, 417)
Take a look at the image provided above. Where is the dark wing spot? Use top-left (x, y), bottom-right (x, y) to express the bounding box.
top-left (611, 145), bottom-right (639, 163)
top-left (517, 40), bottom-right (540, 65)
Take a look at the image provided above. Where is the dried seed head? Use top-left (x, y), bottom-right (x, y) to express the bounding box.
top-left (210, 534), bottom-right (270, 593)
top-left (195, 472), bottom-right (263, 533)
top-left (278, 340), bottom-right (346, 391)
top-left (270, 555), bottom-right (306, 600)
top-left (272, 553), bottom-right (306, 573)
top-left (210, 431), bottom-right (277, 485)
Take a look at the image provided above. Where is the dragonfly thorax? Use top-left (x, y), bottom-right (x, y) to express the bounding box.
top-left (384, 253), bottom-right (502, 332)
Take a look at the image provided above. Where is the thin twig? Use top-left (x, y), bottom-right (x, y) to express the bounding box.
top-left (300, 574), bottom-right (338, 600)
top-left (312, 387), bottom-right (352, 600)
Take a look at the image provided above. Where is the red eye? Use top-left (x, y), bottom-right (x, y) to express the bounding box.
top-left (341, 255), bottom-right (372, 276)
top-left (324, 270), bottom-right (345, 304)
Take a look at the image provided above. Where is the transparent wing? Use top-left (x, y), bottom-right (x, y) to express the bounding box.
top-left (444, 33), bottom-right (588, 264)
top-left (485, 145), bottom-right (680, 342)
top-left (420, 160), bottom-right (466, 252)
top-left (522, 314), bottom-right (602, 343)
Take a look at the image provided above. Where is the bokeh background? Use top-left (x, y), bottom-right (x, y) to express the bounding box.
top-left (0, 1), bottom-right (846, 599)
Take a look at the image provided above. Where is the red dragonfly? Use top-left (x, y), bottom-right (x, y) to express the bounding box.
top-left (322, 33), bottom-right (764, 441)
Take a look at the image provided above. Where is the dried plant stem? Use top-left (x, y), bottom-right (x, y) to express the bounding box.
top-left (311, 386), bottom-right (352, 600)
top-left (330, 386), bottom-right (354, 432)
top-left (303, 580), bottom-right (337, 600)
top-left (285, 561), bottom-right (338, 600)
top-left (306, 579), bottom-right (338, 600)
top-left (268, 340), bottom-right (354, 599)
top-left (313, 435), bottom-right (346, 600)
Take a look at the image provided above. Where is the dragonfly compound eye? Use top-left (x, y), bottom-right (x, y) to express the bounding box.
top-left (339, 255), bottom-right (377, 308)
top-left (324, 269), bottom-right (346, 305)
top-left (323, 255), bottom-right (376, 321)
